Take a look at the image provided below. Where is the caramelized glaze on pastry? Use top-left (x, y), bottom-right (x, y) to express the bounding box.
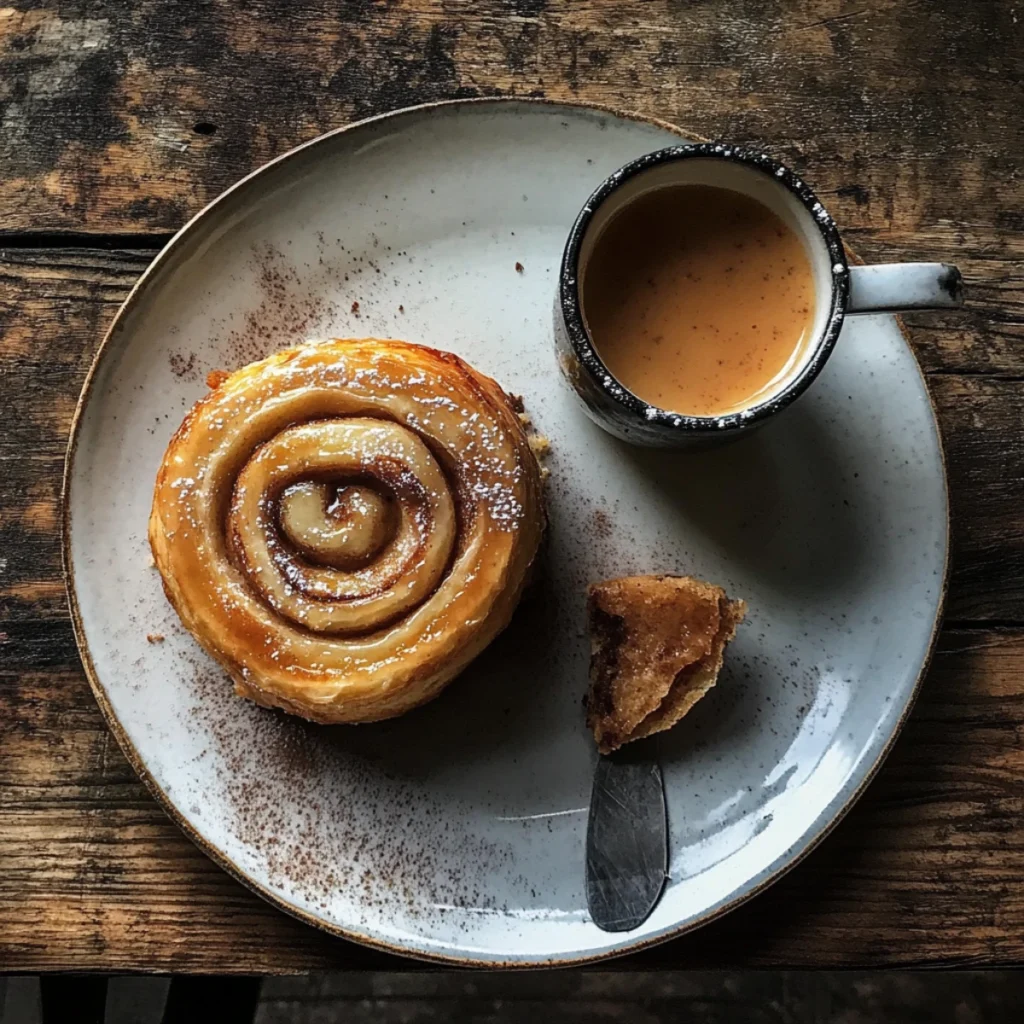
top-left (586, 575), bottom-right (745, 754)
top-left (149, 338), bottom-right (545, 724)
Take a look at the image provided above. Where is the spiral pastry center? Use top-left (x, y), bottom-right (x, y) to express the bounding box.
top-left (279, 482), bottom-right (397, 569)
top-left (227, 418), bottom-right (457, 636)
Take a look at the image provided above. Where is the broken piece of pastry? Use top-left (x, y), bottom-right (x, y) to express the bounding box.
top-left (586, 575), bottom-right (745, 754)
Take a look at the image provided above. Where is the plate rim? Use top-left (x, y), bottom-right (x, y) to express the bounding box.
top-left (61, 96), bottom-right (950, 968)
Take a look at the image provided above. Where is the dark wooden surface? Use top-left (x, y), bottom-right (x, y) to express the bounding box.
top-left (7, 971), bottom-right (1024, 1022)
top-left (1, 0), bottom-right (1023, 973)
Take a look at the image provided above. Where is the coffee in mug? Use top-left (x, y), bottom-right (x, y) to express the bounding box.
top-left (582, 184), bottom-right (816, 417)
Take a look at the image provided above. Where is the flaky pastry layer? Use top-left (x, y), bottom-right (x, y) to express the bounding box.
top-left (150, 338), bottom-right (545, 724)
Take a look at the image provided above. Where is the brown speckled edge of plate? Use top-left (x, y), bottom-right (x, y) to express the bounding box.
top-left (60, 97), bottom-right (949, 968)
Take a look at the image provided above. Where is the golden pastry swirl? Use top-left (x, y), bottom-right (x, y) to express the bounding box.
top-left (149, 338), bottom-right (545, 723)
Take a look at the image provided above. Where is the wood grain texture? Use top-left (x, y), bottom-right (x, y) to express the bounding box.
top-left (4, 619), bottom-right (1024, 970)
top-left (1, 247), bottom-right (1023, 971)
top-left (2, 248), bottom-right (1020, 629)
top-left (1, 0), bottom-right (1021, 239)
top-left (2, 0), bottom-right (1023, 973)
top-left (256, 971), bottom-right (1024, 1024)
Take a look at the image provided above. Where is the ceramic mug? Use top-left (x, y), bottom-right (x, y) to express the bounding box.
top-left (555, 144), bottom-right (964, 447)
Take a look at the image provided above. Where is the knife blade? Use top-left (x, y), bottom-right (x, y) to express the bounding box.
top-left (585, 745), bottom-right (668, 932)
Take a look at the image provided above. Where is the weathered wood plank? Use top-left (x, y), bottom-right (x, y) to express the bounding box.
top-left (850, 228), bottom-right (1024, 380)
top-left (1, 249), bottom-right (1024, 968)
top-left (3, 627), bottom-right (1024, 972)
top-left (1, 248), bottom-right (1021, 624)
top-left (0, 0), bottom-right (1021, 240)
top-left (256, 971), bottom-right (1024, 1024)
top-left (930, 376), bottom-right (1024, 623)
top-left (3, 0), bottom-right (1024, 972)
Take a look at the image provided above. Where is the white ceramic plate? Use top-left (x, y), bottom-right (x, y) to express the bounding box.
top-left (64, 100), bottom-right (947, 966)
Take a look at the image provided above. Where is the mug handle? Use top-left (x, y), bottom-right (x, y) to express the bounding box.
top-left (847, 262), bottom-right (963, 314)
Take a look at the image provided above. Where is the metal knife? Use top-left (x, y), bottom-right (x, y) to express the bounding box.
top-left (585, 744), bottom-right (668, 932)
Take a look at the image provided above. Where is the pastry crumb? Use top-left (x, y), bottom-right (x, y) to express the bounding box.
top-left (146, 633), bottom-right (165, 644)
top-left (586, 575), bottom-right (745, 754)
top-left (206, 369), bottom-right (230, 390)
top-left (528, 434), bottom-right (551, 458)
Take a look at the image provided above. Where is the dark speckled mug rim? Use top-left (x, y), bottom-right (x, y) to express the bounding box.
top-left (559, 144), bottom-right (850, 435)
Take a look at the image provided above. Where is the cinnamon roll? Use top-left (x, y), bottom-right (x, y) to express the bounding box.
top-left (149, 338), bottom-right (545, 723)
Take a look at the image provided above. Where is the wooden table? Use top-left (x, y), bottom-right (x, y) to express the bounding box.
top-left (2, 0), bottom-right (1022, 974)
